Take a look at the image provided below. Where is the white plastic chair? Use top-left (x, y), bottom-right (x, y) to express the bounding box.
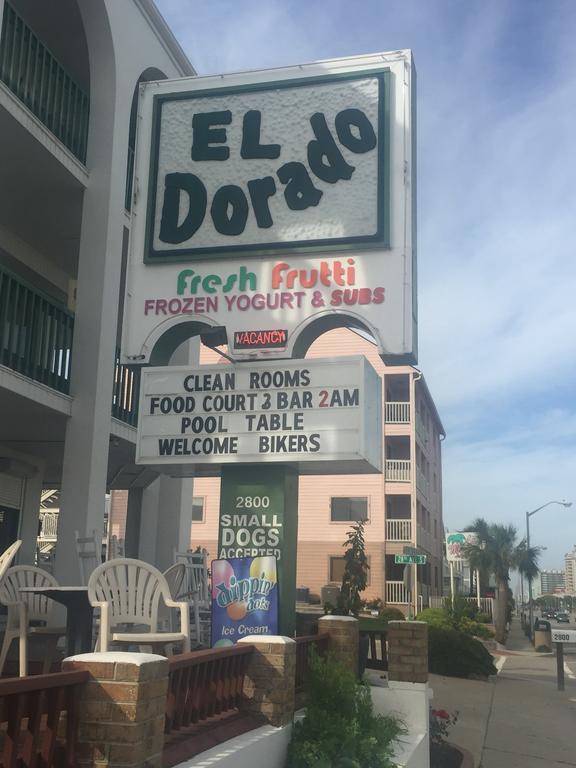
top-left (174, 550), bottom-right (210, 646)
top-left (161, 563), bottom-right (186, 632)
top-left (75, 530), bottom-right (101, 586)
top-left (0, 565), bottom-right (66, 677)
top-left (88, 558), bottom-right (190, 654)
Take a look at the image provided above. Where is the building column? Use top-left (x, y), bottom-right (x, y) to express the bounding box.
top-left (318, 615), bottom-right (359, 676)
top-left (18, 469), bottom-right (44, 565)
top-left (62, 652), bottom-right (168, 768)
top-left (237, 636), bottom-right (296, 726)
top-left (124, 487), bottom-right (143, 558)
top-left (55, 2), bottom-right (128, 584)
top-left (138, 476), bottom-right (193, 572)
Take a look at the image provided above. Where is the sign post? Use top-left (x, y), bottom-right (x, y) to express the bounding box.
top-left (551, 628), bottom-right (576, 691)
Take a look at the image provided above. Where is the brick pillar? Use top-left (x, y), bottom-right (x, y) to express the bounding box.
top-left (387, 620), bottom-right (428, 683)
top-left (237, 636), bottom-right (295, 726)
top-left (62, 652), bottom-right (169, 768)
top-left (318, 615), bottom-right (359, 675)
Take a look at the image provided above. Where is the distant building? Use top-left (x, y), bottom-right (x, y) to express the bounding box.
top-left (540, 569), bottom-right (565, 595)
top-left (189, 328), bottom-right (446, 614)
top-left (564, 547), bottom-right (576, 595)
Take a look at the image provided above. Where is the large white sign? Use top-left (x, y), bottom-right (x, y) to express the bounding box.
top-left (136, 356), bottom-right (382, 475)
top-left (123, 51), bottom-right (416, 363)
top-left (445, 532), bottom-right (480, 563)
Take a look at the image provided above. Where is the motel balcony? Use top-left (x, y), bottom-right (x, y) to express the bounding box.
top-left (384, 458), bottom-right (411, 482)
top-left (385, 518), bottom-right (412, 542)
top-left (0, 263), bottom-right (139, 425)
top-left (384, 401), bottom-right (411, 424)
top-left (385, 581), bottom-right (410, 605)
top-left (0, 2), bottom-right (90, 163)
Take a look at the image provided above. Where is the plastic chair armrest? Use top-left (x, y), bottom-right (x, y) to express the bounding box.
top-left (164, 599), bottom-right (190, 651)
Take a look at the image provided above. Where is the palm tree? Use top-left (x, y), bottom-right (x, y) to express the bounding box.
top-left (463, 519), bottom-right (541, 644)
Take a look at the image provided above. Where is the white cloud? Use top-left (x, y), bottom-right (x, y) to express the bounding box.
top-left (154, 0), bottom-right (576, 566)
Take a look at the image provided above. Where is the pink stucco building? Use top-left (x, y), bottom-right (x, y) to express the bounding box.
top-left (187, 327), bottom-right (445, 612)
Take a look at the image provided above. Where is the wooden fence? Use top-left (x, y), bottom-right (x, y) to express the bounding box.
top-left (0, 670), bottom-right (88, 768)
top-left (361, 629), bottom-right (388, 671)
top-left (294, 634), bottom-right (329, 696)
top-left (165, 644), bottom-right (255, 734)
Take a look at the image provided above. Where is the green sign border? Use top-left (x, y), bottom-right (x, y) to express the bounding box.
top-left (144, 69), bottom-right (391, 264)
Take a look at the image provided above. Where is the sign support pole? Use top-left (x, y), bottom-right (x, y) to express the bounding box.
top-left (450, 562), bottom-right (455, 606)
top-left (556, 642), bottom-right (565, 691)
top-left (218, 464), bottom-right (298, 637)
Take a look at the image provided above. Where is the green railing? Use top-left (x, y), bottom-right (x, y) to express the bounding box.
top-left (0, 265), bottom-right (74, 393)
top-left (112, 347), bottom-right (140, 426)
top-left (0, 265), bottom-right (139, 424)
top-left (0, 2), bottom-right (89, 162)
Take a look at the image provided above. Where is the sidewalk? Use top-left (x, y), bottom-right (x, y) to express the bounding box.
top-left (430, 618), bottom-right (576, 767)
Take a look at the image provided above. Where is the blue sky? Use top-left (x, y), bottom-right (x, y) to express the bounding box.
top-left (155, 0), bottom-right (576, 569)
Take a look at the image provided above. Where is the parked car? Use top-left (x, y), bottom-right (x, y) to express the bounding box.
top-left (555, 612), bottom-right (570, 623)
top-left (545, 611), bottom-right (556, 619)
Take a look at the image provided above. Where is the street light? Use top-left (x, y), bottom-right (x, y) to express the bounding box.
top-left (527, 500), bottom-right (572, 637)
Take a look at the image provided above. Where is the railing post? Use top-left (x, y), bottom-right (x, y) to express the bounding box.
top-left (62, 652), bottom-right (169, 768)
top-left (318, 615), bottom-right (359, 676)
top-left (237, 636), bottom-right (296, 726)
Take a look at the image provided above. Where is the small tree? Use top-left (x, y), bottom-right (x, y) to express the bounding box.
top-left (337, 520), bottom-right (369, 616)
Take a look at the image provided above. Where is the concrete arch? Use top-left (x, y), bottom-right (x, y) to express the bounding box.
top-left (77, 0), bottom-right (117, 164)
top-left (146, 317), bottom-right (224, 365)
top-left (128, 67), bottom-right (168, 148)
top-left (291, 311), bottom-right (384, 359)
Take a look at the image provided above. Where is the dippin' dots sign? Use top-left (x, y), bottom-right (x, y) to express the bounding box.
top-left (144, 70), bottom-right (388, 261)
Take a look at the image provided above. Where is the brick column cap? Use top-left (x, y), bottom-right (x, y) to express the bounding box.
top-left (64, 652), bottom-right (168, 665)
top-left (319, 615), bottom-right (358, 623)
top-left (238, 635), bottom-right (295, 645)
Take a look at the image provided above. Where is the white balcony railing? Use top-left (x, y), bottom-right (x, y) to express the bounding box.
top-left (385, 459), bottom-right (411, 482)
top-left (38, 512), bottom-right (59, 541)
top-left (385, 402), bottom-right (410, 423)
top-left (386, 519), bottom-right (412, 542)
top-left (386, 581), bottom-right (410, 604)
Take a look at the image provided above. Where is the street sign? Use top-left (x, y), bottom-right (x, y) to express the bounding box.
top-left (551, 629), bottom-right (576, 643)
top-left (395, 554), bottom-right (427, 565)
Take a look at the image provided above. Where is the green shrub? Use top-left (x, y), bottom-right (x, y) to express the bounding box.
top-left (476, 612), bottom-right (492, 624)
top-left (459, 617), bottom-right (495, 640)
top-left (417, 606), bottom-right (494, 639)
top-left (286, 652), bottom-right (403, 768)
top-left (377, 607), bottom-right (405, 622)
top-left (416, 608), bottom-right (451, 629)
top-left (428, 626), bottom-right (497, 679)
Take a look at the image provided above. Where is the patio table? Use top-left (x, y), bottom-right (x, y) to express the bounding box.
top-left (19, 586), bottom-right (93, 657)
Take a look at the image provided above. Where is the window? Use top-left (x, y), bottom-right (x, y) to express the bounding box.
top-left (192, 496), bottom-right (204, 522)
top-left (329, 556), bottom-right (346, 582)
top-left (330, 497), bottom-right (368, 522)
top-left (330, 555), bottom-right (370, 584)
